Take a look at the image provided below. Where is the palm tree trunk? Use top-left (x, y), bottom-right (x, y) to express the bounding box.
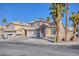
top-left (65, 3), bottom-right (69, 41)
top-left (55, 4), bottom-right (62, 42)
top-left (71, 24), bottom-right (77, 41)
top-left (56, 19), bottom-right (62, 42)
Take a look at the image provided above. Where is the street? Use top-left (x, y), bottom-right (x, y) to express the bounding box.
top-left (0, 42), bottom-right (79, 56)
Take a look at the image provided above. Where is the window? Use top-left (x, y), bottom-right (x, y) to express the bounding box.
top-left (16, 34), bottom-right (22, 36)
top-left (36, 22), bottom-right (40, 28)
top-left (7, 34), bottom-right (13, 36)
top-left (52, 28), bottom-right (56, 34)
top-left (31, 24), bottom-right (34, 27)
top-left (10, 25), bottom-right (14, 29)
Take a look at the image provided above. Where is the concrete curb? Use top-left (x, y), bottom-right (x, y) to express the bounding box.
top-left (0, 40), bottom-right (79, 45)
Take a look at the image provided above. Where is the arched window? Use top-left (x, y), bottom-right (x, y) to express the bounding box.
top-left (52, 28), bottom-right (56, 34)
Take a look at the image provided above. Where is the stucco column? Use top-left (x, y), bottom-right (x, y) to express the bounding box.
top-left (45, 27), bottom-right (51, 37)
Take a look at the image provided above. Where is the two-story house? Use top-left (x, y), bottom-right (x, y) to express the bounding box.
top-left (2, 18), bottom-right (65, 40)
top-left (3, 22), bottom-right (30, 38)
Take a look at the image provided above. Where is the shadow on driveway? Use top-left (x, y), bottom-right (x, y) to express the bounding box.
top-left (67, 45), bottom-right (79, 50)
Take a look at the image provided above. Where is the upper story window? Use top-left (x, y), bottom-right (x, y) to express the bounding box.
top-left (10, 24), bottom-right (14, 29)
top-left (31, 23), bottom-right (34, 27)
top-left (52, 28), bottom-right (56, 34)
top-left (36, 22), bottom-right (40, 28)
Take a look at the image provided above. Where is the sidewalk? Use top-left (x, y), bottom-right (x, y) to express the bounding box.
top-left (0, 37), bottom-right (79, 45)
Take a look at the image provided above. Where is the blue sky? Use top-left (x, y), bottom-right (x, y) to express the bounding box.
top-left (0, 3), bottom-right (79, 26)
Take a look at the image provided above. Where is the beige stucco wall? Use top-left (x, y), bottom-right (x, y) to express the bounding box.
top-left (38, 21), bottom-right (43, 25)
top-left (12, 24), bottom-right (22, 30)
top-left (45, 27), bottom-right (52, 37)
top-left (33, 21), bottom-right (44, 28)
top-left (6, 24), bottom-right (23, 30)
top-left (27, 30), bottom-right (36, 37)
top-left (0, 30), bottom-right (2, 38)
top-left (16, 29), bottom-right (26, 37)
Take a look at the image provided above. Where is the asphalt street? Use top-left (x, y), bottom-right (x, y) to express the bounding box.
top-left (0, 42), bottom-right (79, 56)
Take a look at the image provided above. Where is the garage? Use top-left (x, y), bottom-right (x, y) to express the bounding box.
top-left (27, 30), bottom-right (36, 37)
top-left (3, 30), bottom-right (16, 39)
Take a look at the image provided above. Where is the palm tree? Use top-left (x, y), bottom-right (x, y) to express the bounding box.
top-left (50, 3), bottom-right (66, 42)
top-left (46, 17), bottom-right (51, 24)
top-left (1, 18), bottom-right (7, 30)
top-left (2, 18), bottom-right (6, 26)
top-left (70, 11), bottom-right (79, 41)
top-left (1, 18), bottom-right (7, 39)
top-left (65, 3), bottom-right (69, 41)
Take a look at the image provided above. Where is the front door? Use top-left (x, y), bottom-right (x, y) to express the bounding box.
top-left (40, 25), bottom-right (46, 37)
top-left (25, 30), bottom-right (27, 36)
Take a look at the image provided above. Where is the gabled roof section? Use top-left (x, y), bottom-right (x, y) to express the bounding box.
top-left (6, 21), bottom-right (30, 26)
top-left (49, 22), bottom-right (55, 26)
top-left (28, 18), bottom-right (45, 24)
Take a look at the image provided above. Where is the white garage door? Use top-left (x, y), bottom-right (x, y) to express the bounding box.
top-left (4, 32), bottom-right (16, 38)
top-left (27, 31), bottom-right (36, 37)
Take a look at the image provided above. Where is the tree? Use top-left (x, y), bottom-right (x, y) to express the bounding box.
top-left (65, 3), bottom-right (69, 41)
top-left (70, 11), bottom-right (79, 41)
top-left (49, 3), bottom-right (66, 42)
top-left (2, 18), bottom-right (6, 26)
top-left (46, 17), bottom-right (51, 24)
top-left (1, 18), bottom-right (7, 39)
top-left (2, 18), bottom-right (7, 30)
